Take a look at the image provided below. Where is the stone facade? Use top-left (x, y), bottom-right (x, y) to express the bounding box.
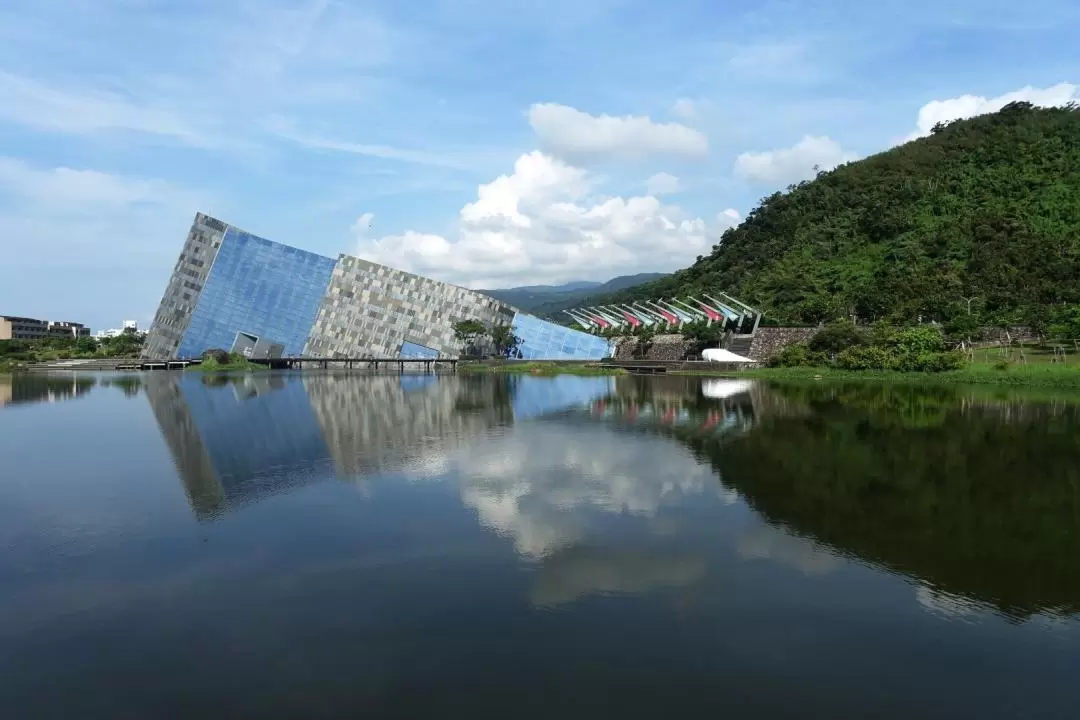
top-left (609, 334), bottom-right (693, 361)
top-left (746, 327), bottom-right (820, 361)
top-left (142, 214), bottom-right (227, 360)
top-left (305, 255), bottom-right (515, 358)
top-left (646, 334), bottom-right (693, 361)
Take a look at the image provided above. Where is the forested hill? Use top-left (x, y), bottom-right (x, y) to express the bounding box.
top-left (483, 272), bottom-right (666, 313)
top-left (602, 102), bottom-right (1080, 329)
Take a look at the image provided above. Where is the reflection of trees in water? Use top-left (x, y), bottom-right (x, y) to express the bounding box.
top-left (98, 375), bottom-right (143, 398)
top-left (1, 374), bottom-right (97, 408)
top-left (683, 382), bottom-right (1080, 620)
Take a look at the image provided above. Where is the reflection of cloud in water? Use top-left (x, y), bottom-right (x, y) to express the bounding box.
top-left (701, 379), bottom-right (754, 400)
top-left (454, 424), bottom-right (718, 558)
top-left (531, 546), bottom-right (707, 607)
top-left (737, 522), bottom-right (841, 576)
top-left (916, 584), bottom-right (986, 622)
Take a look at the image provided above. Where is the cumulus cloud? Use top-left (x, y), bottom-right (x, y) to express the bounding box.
top-left (717, 208), bottom-right (742, 230)
top-left (355, 151), bottom-right (731, 288)
top-left (907, 82), bottom-right (1079, 140)
top-left (734, 135), bottom-right (858, 186)
top-left (646, 172), bottom-right (681, 196)
top-left (528, 103), bottom-right (708, 161)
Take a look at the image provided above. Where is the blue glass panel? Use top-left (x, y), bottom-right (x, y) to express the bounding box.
top-left (177, 229), bottom-right (336, 358)
top-left (510, 313), bottom-right (614, 360)
top-left (177, 374), bottom-right (332, 511)
top-left (399, 341), bottom-right (440, 359)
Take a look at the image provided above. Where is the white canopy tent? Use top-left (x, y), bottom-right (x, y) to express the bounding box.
top-left (701, 348), bottom-right (755, 364)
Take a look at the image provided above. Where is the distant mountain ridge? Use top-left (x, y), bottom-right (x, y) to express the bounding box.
top-left (481, 273), bottom-right (667, 315)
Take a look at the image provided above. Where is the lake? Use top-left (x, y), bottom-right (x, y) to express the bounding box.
top-left (1, 371), bottom-right (1079, 719)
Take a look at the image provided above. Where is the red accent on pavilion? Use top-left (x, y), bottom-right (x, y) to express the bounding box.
top-left (697, 302), bottom-right (723, 322)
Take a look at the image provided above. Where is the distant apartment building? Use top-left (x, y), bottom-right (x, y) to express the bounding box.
top-left (0, 315), bottom-right (90, 341)
top-left (95, 320), bottom-right (140, 339)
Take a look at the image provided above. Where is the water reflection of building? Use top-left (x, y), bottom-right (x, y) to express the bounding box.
top-left (145, 374), bottom-right (331, 519)
top-left (302, 374), bottom-right (514, 477)
top-left (582, 376), bottom-right (759, 442)
top-left (0, 374), bottom-right (96, 409)
top-left (145, 373), bottom-right (620, 520)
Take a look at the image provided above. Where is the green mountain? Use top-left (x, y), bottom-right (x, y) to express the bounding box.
top-left (483, 273), bottom-right (667, 314)
top-left (595, 103), bottom-right (1080, 329)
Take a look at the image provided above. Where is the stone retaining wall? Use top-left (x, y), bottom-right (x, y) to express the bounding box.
top-left (645, 334), bottom-right (692, 361)
top-left (610, 334), bottom-right (693, 361)
top-left (979, 326), bottom-right (1036, 343)
top-left (747, 327), bottom-right (819, 361)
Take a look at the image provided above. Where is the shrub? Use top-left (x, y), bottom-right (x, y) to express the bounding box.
top-left (836, 345), bottom-right (897, 371)
top-left (883, 326), bottom-right (946, 355)
top-left (201, 348), bottom-right (230, 364)
top-left (808, 321), bottom-right (864, 355)
top-left (769, 343), bottom-right (829, 368)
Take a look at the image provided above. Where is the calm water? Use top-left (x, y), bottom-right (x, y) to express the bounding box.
top-left (2, 372), bottom-right (1079, 719)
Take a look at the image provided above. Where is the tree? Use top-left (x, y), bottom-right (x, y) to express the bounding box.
top-left (489, 324), bottom-right (521, 357)
top-left (452, 319), bottom-right (486, 355)
top-left (75, 336), bottom-right (99, 355)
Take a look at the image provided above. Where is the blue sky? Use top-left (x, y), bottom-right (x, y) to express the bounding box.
top-left (0, 0), bottom-right (1077, 331)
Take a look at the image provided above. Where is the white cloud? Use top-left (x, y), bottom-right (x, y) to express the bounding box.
top-left (528, 103), bottom-right (709, 161)
top-left (670, 98), bottom-right (699, 121)
top-left (0, 157), bottom-right (196, 212)
top-left (727, 41), bottom-right (810, 80)
top-left (908, 82), bottom-right (1079, 140)
top-left (350, 212), bottom-right (375, 237)
top-left (0, 71), bottom-right (211, 146)
top-left (737, 522), bottom-right (841, 576)
top-left (717, 208), bottom-right (742, 229)
top-left (0, 157), bottom-right (206, 326)
top-left (267, 120), bottom-right (482, 171)
top-left (734, 135), bottom-right (858, 186)
top-left (453, 423), bottom-right (718, 558)
top-left (646, 172), bottom-right (681, 196)
top-left (355, 151), bottom-right (731, 288)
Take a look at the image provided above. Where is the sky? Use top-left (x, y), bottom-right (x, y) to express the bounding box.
top-left (0, 0), bottom-right (1077, 331)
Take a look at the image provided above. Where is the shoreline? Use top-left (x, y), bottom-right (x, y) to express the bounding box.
top-left (460, 360), bottom-right (1080, 388)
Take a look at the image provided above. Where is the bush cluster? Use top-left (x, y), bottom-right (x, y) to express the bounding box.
top-left (769, 322), bottom-right (965, 373)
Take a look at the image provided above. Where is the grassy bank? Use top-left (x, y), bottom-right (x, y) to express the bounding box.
top-left (186, 353), bottom-right (268, 373)
top-left (463, 358), bottom-right (1080, 388)
top-left (460, 361), bottom-right (626, 376)
top-left (672, 363), bottom-right (1080, 388)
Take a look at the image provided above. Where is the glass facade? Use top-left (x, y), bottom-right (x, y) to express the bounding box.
top-left (511, 313), bottom-right (614, 360)
top-left (399, 341), bottom-right (441, 359)
top-left (176, 229), bottom-right (336, 358)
